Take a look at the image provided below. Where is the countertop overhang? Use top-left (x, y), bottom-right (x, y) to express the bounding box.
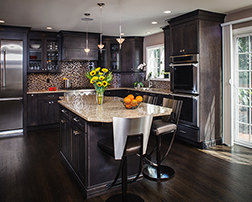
top-left (58, 95), bottom-right (172, 123)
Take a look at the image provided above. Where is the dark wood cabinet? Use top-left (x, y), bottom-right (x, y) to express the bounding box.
top-left (28, 31), bottom-right (60, 73)
top-left (163, 26), bottom-right (171, 72)
top-left (170, 20), bottom-right (198, 55)
top-left (60, 107), bottom-right (87, 185)
top-left (98, 36), bottom-right (143, 73)
top-left (27, 92), bottom-right (63, 128)
top-left (60, 31), bottom-right (99, 61)
top-left (121, 37), bottom-right (143, 72)
top-left (27, 93), bottom-right (38, 126)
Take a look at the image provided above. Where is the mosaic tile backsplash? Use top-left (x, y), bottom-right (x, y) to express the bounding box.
top-left (27, 61), bottom-right (169, 91)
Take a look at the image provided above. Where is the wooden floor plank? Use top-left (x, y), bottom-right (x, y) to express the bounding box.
top-left (0, 129), bottom-right (252, 202)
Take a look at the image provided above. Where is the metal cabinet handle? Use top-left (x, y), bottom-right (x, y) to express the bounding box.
top-left (31, 94), bottom-right (34, 97)
top-left (180, 130), bottom-right (187, 134)
top-left (73, 117), bottom-right (79, 122)
top-left (2, 50), bottom-right (6, 87)
top-left (61, 120), bottom-right (66, 123)
top-left (61, 109), bottom-right (67, 113)
top-left (73, 130), bottom-right (80, 136)
top-left (51, 101), bottom-right (54, 104)
top-left (49, 101), bottom-right (51, 104)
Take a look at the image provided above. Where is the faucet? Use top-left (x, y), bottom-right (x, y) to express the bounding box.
top-left (147, 72), bottom-right (152, 88)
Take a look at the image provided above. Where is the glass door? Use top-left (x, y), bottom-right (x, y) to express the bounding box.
top-left (234, 34), bottom-right (252, 148)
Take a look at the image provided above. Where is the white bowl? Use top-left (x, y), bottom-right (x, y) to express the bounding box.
top-left (30, 44), bottom-right (41, 49)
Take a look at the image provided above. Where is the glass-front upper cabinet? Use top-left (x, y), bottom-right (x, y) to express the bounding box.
top-left (28, 31), bottom-right (60, 73)
top-left (29, 39), bottom-right (42, 71)
top-left (110, 43), bottom-right (120, 71)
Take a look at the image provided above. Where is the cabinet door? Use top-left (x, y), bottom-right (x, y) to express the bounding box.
top-left (78, 128), bottom-right (87, 183)
top-left (27, 94), bottom-right (38, 126)
top-left (37, 93), bottom-right (62, 125)
top-left (70, 123), bottom-right (80, 170)
top-left (60, 114), bottom-right (70, 157)
top-left (121, 39), bottom-right (135, 72)
top-left (183, 20), bottom-right (198, 54)
top-left (163, 26), bottom-right (171, 72)
top-left (171, 24), bottom-right (184, 55)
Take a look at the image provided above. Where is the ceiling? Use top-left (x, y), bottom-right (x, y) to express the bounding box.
top-left (1, 0), bottom-right (252, 37)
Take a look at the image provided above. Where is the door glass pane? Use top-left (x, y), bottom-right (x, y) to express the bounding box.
top-left (239, 106), bottom-right (249, 123)
top-left (238, 89), bottom-right (249, 105)
top-left (239, 123), bottom-right (249, 140)
top-left (239, 72), bottom-right (249, 88)
top-left (238, 36), bottom-right (249, 53)
top-left (239, 54), bottom-right (249, 70)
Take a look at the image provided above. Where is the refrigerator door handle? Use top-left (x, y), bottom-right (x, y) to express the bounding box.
top-left (2, 49), bottom-right (7, 88)
top-left (0, 97), bottom-right (23, 102)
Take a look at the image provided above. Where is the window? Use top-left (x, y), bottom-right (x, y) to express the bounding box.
top-left (146, 45), bottom-right (167, 80)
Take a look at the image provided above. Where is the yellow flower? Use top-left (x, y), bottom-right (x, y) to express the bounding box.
top-left (98, 72), bottom-right (103, 75)
top-left (102, 81), bottom-right (108, 87)
top-left (97, 82), bottom-right (102, 87)
top-left (99, 76), bottom-right (105, 80)
top-left (90, 78), bottom-right (95, 84)
top-left (90, 70), bottom-right (96, 76)
top-left (101, 68), bottom-right (108, 73)
top-left (93, 76), bottom-right (98, 80)
top-left (95, 67), bottom-right (101, 72)
top-left (63, 77), bottom-right (67, 80)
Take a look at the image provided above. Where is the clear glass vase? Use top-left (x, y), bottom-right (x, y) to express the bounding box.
top-left (96, 91), bottom-right (104, 105)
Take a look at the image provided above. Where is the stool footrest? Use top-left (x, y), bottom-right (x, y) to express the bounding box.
top-left (143, 165), bottom-right (175, 180)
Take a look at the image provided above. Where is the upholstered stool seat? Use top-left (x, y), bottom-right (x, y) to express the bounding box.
top-left (143, 98), bottom-right (183, 181)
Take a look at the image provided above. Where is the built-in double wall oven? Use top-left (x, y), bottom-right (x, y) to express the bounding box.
top-left (170, 54), bottom-right (199, 128)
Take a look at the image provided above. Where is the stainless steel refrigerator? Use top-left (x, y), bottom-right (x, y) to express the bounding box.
top-left (0, 39), bottom-right (23, 135)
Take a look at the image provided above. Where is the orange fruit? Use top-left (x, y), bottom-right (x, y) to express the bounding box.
top-left (127, 94), bottom-right (134, 101)
top-left (124, 97), bottom-right (131, 104)
top-left (125, 104), bottom-right (132, 109)
top-left (131, 99), bottom-right (138, 107)
top-left (136, 96), bottom-right (143, 103)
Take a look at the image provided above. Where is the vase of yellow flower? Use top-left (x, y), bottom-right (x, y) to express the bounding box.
top-left (85, 67), bottom-right (113, 105)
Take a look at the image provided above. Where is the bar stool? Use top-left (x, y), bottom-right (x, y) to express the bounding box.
top-left (143, 98), bottom-right (183, 180)
top-left (143, 95), bottom-right (158, 105)
top-left (98, 114), bottom-right (153, 202)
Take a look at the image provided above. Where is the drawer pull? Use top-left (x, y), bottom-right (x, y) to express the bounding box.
top-left (73, 130), bottom-right (80, 136)
top-left (180, 130), bottom-right (187, 134)
top-left (73, 117), bottom-right (79, 122)
top-left (61, 109), bottom-right (67, 113)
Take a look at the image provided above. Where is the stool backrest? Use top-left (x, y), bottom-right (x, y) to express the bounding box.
top-left (143, 95), bottom-right (158, 105)
top-left (162, 98), bottom-right (183, 125)
top-left (113, 114), bottom-right (153, 160)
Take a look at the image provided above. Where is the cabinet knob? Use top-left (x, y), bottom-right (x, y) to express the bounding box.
top-left (49, 101), bottom-right (51, 104)
top-left (61, 109), bottom-right (67, 113)
top-left (52, 101), bottom-right (54, 104)
top-left (31, 94), bottom-right (34, 97)
top-left (61, 120), bottom-right (66, 124)
top-left (73, 130), bottom-right (80, 136)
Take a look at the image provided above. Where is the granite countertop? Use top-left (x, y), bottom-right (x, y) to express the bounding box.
top-left (27, 87), bottom-right (171, 95)
top-left (58, 95), bottom-right (172, 123)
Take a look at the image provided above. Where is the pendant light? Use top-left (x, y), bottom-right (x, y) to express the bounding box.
top-left (81, 13), bottom-right (93, 55)
top-left (116, 0), bottom-right (125, 49)
top-left (97, 3), bottom-right (105, 53)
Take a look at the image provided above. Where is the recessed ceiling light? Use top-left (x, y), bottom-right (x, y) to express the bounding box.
top-left (163, 10), bottom-right (171, 14)
top-left (146, 31), bottom-right (152, 34)
top-left (151, 21), bottom-right (158, 25)
top-left (46, 26), bottom-right (53, 30)
top-left (0, 20), bottom-right (5, 24)
top-left (121, 33), bottom-right (125, 36)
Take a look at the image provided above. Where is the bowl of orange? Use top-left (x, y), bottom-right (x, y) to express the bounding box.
top-left (121, 94), bottom-right (143, 109)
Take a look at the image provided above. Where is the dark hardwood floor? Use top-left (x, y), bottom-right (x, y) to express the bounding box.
top-left (1, 129), bottom-right (252, 202)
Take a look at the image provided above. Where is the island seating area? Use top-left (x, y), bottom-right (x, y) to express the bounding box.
top-left (58, 94), bottom-right (172, 199)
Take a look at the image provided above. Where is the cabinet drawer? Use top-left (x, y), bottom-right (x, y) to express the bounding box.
top-left (60, 106), bottom-right (70, 118)
top-left (176, 124), bottom-right (199, 142)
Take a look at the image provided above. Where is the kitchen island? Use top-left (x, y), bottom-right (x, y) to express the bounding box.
top-left (58, 94), bottom-right (172, 199)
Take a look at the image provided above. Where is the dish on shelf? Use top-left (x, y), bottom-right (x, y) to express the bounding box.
top-left (30, 44), bottom-right (41, 49)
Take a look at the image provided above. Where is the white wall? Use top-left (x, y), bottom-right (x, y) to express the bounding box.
top-left (143, 32), bottom-right (164, 62)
